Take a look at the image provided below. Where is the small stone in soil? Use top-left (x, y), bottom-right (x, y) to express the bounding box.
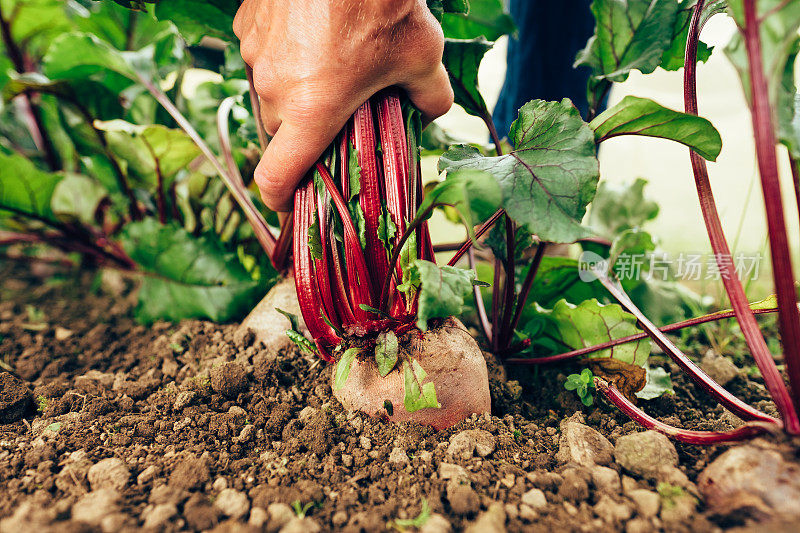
top-left (521, 488), bottom-right (547, 509)
top-left (698, 444), bottom-right (800, 520)
top-left (556, 414), bottom-right (614, 466)
top-left (628, 489), bottom-right (660, 518)
top-left (88, 458), bottom-right (130, 492)
top-left (614, 430), bottom-right (678, 479)
top-left (464, 502), bottom-right (505, 533)
top-left (446, 429), bottom-right (496, 460)
top-left (214, 488), bottom-right (250, 519)
top-left (71, 489), bottom-right (120, 525)
top-left (446, 480), bottom-right (481, 515)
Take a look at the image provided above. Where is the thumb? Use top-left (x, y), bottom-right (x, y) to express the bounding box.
top-left (400, 64), bottom-right (454, 125)
top-left (253, 118), bottom-right (340, 212)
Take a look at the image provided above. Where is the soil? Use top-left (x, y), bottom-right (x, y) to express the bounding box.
top-left (1, 261), bottom-right (799, 532)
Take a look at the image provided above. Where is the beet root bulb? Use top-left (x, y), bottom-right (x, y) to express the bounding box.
top-left (333, 318), bottom-right (490, 430)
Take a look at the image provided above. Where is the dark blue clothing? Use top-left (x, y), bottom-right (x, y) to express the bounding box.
top-left (494, 0), bottom-right (597, 137)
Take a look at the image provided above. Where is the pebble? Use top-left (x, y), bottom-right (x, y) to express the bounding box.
top-left (359, 436), bottom-right (372, 450)
top-left (173, 391), bottom-right (196, 411)
top-left (388, 447), bottom-right (410, 466)
top-left (280, 517), bottom-right (321, 533)
top-left (88, 458), bottom-right (130, 491)
top-left (518, 504), bottom-right (537, 522)
top-left (464, 502), bottom-right (506, 533)
top-left (212, 477), bottom-right (228, 492)
top-left (628, 489), bottom-right (660, 518)
top-left (137, 465), bottom-right (158, 486)
top-left (446, 429), bottom-right (496, 460)
top-left (142, 503), bottom-right (177, 528)
top-left (446, 480), bottom-right (481, 515)
top-left (698, 444), bottom-right (800, 520)
top-left (591, 465), bottom-right (621, 492)
top-left (214, 488), bottom-right (250, 518)
top-left (520, 488), bottom-right (547, 509)
top-left (555, 414), bottom-right (613, 466)
top-left (700, 350), bottom-right (739, 386)
top-left (420, 513), bottom-right (452, 533)
top-left (331, 511), bottom-right (348, 528)
top-left (341, 454), bottom-right (354, 467)
top-left (169, 455), bottom-right (210, 490)
top-left (267, 502), bottom-right (294, 531)
top-left (593, 494), bottom-right (632, 523)
top-left (54, 327), bottom-right (73, 340)
top-left (71, 489), bottom-right (120, 525)
top-left (439, 462), bottom-right (469, 482)
top-left (249, 507), bottom-right (268, 528)
top-left (614, 431), bottom-right (678, 479)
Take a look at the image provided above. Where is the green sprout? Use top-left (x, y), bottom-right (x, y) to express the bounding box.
top-left (392, 498), bottom-right (431, 531)
top-left (564, 368), bottom-right (595, 406)
top-left (291, 500), bottom-right (314, 518)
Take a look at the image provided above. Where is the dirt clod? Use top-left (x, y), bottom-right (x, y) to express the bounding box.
top-left (210, 362), bottom-right (247, 398)
top-left (0, 372), bottom-right (32, 423)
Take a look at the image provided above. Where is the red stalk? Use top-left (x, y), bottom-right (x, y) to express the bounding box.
top-left (595, 269), bottom-right (778, 425)
top-left (507, 305), bottom-right (782, 365)
top-left (316, 162), bottom-right (375, 318)
top-left (293, 180), bottom-right (340, 353)
top-left (683, 1), bottom-right (800, 432)
top-left (469, 248), bottom-right (493, 343)
top-left (505, 242), bottom-right (547, 344)
top-left (313, 189), bottom-right (342, 328)
top-left (595, 378), bottom-right (779, 444)
top-left (743, 0), bottom-right (800, 421)
top-left (352, 102), bottom-right (391, 294)
top-left (447, 209), bottom-right (504, 267)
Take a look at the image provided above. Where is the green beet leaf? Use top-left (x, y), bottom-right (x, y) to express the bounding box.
top-left (403, 360), bottom-right (441, 412)
top-left (586, 178), bottom-right (659, 238)
top-left (334, 348), bottom-right (359, 391)
top-left (725, 2), bottom-right (800, 157)
top-left (636, 366), bottom-right (674, 400)
top-left (51, 173), bottom-right (107, 225)
top-left (443, 38), bottom-right (494, 119)
top-left (441, 0), bottom-right (515, 41)
top-left (154, 0), bottom-right (238, 44)
top-left (0, 152), bottom-right (62, 221)
top-left (577, 0), bottom-right (679, 81)
top-left (121, 219), bottom-right (267, 323)
top-left (286, 330), bottom-right (316, 356)
top-left (375, 330), bottom-right (399, 377)
top-left (405, 260), bottom-right (475, 331)
top-left (42, 32), bottom-right (144, 87)
top-left (536, 298), bottom-right (651, 367)
top-left (590, 96), bottom-right (722, 161)
top-left (427, 0), bottom-right (470, 22)
top-left (608, 228), bottom-right (656, 271)
top-left (576, 0), bottom-right (680, 109)
top-left (94, 120), bottom-right (201, 189)
top-left (439, 99), bottom-right (599, 243)
top-left (415, 169), bottom-right (501, 233)
top-left (659, 0), bottom-right (714, 71)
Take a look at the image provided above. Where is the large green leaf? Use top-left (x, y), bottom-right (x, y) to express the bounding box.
top-left (659, 0), bottom-right (714, 71)
top-left (427, 0), bottom-right (470, 21)
top-left (153, 0), bottom-right (238, 44)
top-left (3, 0), bottom-right (73, 61)
top-left (577, 0), bottom-right (679, 81)
top-left (51, 173), bottom-right (107, 225)
top-left (403, 260), bottom-right (475, 331)
top-left (439, 99), bottom-right (599, 243)
top-left (441, 0), bottom-right (515, 41)
top-left (586, 178), bottom-right (659, 238)
top-left (590, 96), bottom-right (722, 161)
top-left (43, 32), bottom-right (134, 79)
top-left (0, 152), bottom-right (62, 220)
top-left (416, 169), bottom-right (501, 232)
top-left (577, 0), bottom-right (680, 109)
top-left (443, 38), bottom-right (493, 118)
top-left (725, 1), bottom-right (800, 157)
top-left (535, 298), bottom-right (651, 366)
top-left (94, 120), bottom-right (201, 188)
top-left (121, 219), bottom-right (265, 323)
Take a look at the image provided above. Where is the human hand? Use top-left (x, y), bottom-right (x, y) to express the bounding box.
top-left (233, 0), bottom-right (453, 212)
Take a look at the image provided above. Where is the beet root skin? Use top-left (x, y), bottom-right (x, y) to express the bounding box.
top-left (333, 318), bottom-right (491, 430)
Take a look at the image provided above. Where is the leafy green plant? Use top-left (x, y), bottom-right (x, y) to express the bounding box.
top-left (565, 369), bottom-right (595, 407)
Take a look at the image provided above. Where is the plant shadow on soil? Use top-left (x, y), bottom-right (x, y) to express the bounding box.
top-left (0, 262), bottom-right (798, 532)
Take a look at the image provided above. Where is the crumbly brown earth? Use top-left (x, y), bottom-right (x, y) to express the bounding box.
top-left (1, 261), bottom-right (798, 532)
